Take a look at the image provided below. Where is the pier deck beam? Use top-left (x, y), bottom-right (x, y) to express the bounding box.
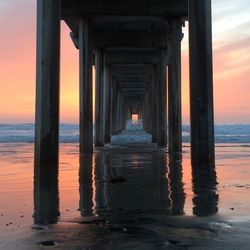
top-left (189, 0), bottom-right (215, 167)
top-left (35, 0), bottom-right (61, 166)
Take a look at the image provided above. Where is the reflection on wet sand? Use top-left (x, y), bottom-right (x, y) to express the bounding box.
top-left (79, 154), bottom-right (94, 216)
top-left (33, 164), bottom-right (60, 225)
top-left (78, 148), bottom-right (218, 220)
top-left (79, 149), bottom-right (186, 217)
top-left (34, 146), bottom-right (219, 224)
top-left (168, 156), bottom-right (186, 215)
top-left (192, 163), bottom-right (218, 216)
top-left (30, 144), bottom-right (242, 250)
top-left (3, 142), bottom-right (250, 249)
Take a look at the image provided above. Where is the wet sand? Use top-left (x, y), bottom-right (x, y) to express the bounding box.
top-left (5, 213), bottom-right (250, 250)
top-left (0, 132), bottom-right (250, 249)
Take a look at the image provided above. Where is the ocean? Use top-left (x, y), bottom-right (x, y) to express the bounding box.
top-left (0, 123), bottom-right (249, 143)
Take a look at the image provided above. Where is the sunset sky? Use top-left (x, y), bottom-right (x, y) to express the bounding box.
top-left (0, 0), bottom-right (249, 124)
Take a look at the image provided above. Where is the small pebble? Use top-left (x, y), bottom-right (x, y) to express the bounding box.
top-left (40, 241), bottom-right (57, 247)
top-left (169, 240), bottom-right (179, 245)
top-left (32, 224), bottom-right (47, 230)
top-left (110, 177), bottom-right (126, 183)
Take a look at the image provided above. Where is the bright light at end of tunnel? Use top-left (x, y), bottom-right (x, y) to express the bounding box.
top-left (132, 114), bottom-right (139, 124)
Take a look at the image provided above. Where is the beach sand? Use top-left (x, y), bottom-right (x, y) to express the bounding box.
top-left (0, 140), bottom-right (250, 249)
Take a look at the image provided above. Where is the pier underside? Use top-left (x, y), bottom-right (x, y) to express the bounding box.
top-left (34, 0), bottom-right (217, 233)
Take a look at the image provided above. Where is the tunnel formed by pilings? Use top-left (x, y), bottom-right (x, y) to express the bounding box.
top-left (35, 0), bottom-right (215, 169)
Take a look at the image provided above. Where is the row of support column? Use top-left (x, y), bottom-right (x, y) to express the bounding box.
top-left (95, 61), bottom-right (129, 145)
top-left (111, 89), bottom-right (125, 135)
top-left (35, 0), bottom-right (215, 170)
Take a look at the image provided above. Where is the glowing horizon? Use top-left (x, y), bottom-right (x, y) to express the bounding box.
top-left (0, 0), bottom-right (249, 124)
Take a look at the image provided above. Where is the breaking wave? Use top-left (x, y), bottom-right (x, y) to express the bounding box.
top-left (0, 123), bottom-right (249, 143)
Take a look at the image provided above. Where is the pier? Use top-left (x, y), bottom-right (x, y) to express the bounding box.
top-left (35, 0), bottom-right (215, 167)
top-left (34, 0), bottom-right (217, 226)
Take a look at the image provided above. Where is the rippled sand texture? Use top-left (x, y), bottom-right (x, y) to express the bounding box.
top-left (0, 125), bottom-right (250, 249)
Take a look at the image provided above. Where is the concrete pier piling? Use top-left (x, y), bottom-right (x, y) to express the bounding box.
top-left (168, 18), bottom-right (183, 159)
top-left (157, 49), bottom-right (167, 147)
top-left (79, 19), bottom-right (93, 154)
top-left (95, 49), bottom-right (105, 147)
top-left (35, 0), bottom-right (60, 166)
top-left (189, 0), bottom-right (215, 167)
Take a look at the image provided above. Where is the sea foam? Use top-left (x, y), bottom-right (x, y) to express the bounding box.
top-left (0, 123), bottom-right (249, 143)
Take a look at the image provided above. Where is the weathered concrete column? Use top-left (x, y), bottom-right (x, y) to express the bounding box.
top-left (168, 19), bottom-right (183, 159)
top-left (113, 89), bottom-right (120, 134)
top-left (145, 91), bottom-right (150, 133)
top-left (116, 92), bottom-right (120, 132)
top-left (148, 82), bottom-right (153, 134)
top-left (157, 49), bottom-right (167, 147)
top-left (152, 65), bottom-right (158, 143)
top-left (104, 62), bottom-right (111, 143)
top-left (142, 97), bottom-right (147, 131)
top-left (123, 104), bottom-right (128, 130)
top-left (121, 97), bottom-right (125, 131)
top-left (95, 49), bottom-right (104, 147)
top-left (118, 96), bottom-right (123, 131)
top-left (117, 92), bottom-right (122, 132)
top-left (35, 0), bottom-right (60, 166)
top-left (111, 79), bottom-right (118, 134)
top-left (189, 0), bottom-right (215, 167)
top-left (79, 19), bottom-right (93, 153)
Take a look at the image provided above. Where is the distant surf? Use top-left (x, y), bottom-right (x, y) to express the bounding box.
top-left (0, 123), bottom-right (249, 143)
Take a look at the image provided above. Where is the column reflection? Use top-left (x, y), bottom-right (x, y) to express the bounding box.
top-left (192, 164), bottom-right (218, 216)
top-left (94, 152), bottom-right (111, 215)
top-left (79, 150), bottom-right (185, 215)
top-left (168, 156), bottom-right (186, 215)
top-left (157, 152), bottom-right (171, 212)
top-left (109, 152), bottom-right (168, 212)
top-left (79, 153), bottom-right (94, 216)
top-left (33, 164), bottom-right (60, 225)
